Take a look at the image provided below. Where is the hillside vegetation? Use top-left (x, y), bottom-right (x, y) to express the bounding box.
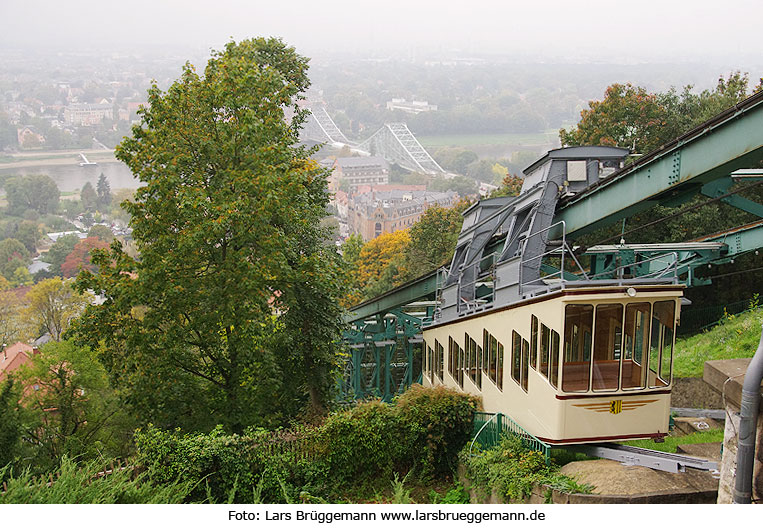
top-left (673, 303), bottom-right (763, 378)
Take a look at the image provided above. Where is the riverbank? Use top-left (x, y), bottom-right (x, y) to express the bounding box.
top-left (0, 149), bottom-right (117, 169)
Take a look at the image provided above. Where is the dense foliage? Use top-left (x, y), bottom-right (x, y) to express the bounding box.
top-left (461, 435), bottom-right (591, 502)
top-left (0, 457), bottom-right (192, 504)
top-left (560, 72), bottom-right (762, 155)
top-left (134, 385), bottom-right (479, 503)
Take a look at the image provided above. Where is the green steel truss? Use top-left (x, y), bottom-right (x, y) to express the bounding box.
top-left (340, 309), bottom-right (431, 402)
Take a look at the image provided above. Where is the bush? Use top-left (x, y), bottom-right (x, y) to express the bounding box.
top-left (396, 384), bottom-right (479, 477)
top-left (313, 400), bottom-right (404, 487)
top-left (134, 425), bottom-right (259, 503)
top-left (0, 457), bottom-right (192, 504)
top-left (461, 435), bottom-right (591, 502)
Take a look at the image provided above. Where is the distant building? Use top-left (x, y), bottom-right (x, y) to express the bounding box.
top-left (348, 189), bottom-right (458, 240)
top-left (386, 98), bottom-right (438, 114)
top-left (479, 182), bottom-right (499, 197)
top-left (332, 190), bottom-right (349, 220)
top-left (46, 231), bottom-right (87, 243)
top-left (330, 156), bottom-right (389, 193)
top-left (63, 103), bottom-right (113, 126)
top-left (0, 342), bottom-right (38, 383)
top-left (17, 126), bottom-right (46, 148)
top-left (353, 184), bottom-right (426, 195)
top-left (27, 259), bottom-right (52, 275)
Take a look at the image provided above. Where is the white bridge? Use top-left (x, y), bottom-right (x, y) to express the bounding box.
top-left (301, 105), bottom-right (444, 175)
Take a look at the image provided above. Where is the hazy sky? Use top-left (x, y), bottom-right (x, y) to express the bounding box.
top-left (2, 0), bottom-right (762, 65)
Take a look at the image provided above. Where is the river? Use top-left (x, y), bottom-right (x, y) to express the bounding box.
top-left (0, 160), bottom-right (140, 192)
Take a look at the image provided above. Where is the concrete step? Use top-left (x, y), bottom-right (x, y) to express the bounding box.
top-left (673, 416), bottom-right (722, 435)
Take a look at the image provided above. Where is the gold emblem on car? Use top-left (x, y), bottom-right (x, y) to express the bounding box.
top-left (573, 399), bottom-right (658, 413)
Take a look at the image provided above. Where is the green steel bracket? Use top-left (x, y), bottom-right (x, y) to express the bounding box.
top-left (701, 178), bottom-right (763, 218)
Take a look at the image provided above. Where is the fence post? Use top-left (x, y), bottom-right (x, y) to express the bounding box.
top-left (496, 413), bottom-right (503, 444)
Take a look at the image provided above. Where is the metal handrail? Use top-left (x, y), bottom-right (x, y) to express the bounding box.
top-left (519, 220), bottom-right (589, 294)
top-left (520, 221), bottom-right (680, 294)
top-left (472, 411), bottom-right (550, 463)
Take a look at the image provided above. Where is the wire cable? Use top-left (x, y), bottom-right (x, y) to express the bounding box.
top-left (589, 179), bottom-right (763, 246)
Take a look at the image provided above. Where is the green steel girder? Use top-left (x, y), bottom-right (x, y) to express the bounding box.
top-left (344, 270), bottom-right (439, 324)
top-left (555, 93), bottom-right (763, 239)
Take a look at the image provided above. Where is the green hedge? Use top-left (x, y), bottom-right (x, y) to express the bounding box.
top-left (135, 385), bottom-right (479, 502)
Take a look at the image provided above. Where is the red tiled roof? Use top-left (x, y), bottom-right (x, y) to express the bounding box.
top-left (0, 342), bottom-right (34, 382)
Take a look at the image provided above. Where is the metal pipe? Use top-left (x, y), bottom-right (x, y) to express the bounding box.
top-left (733, 324), bottom-right (763, 503)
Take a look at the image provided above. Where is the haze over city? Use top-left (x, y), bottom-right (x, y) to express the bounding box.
top-left (2, 0), bottom-right (762, 67)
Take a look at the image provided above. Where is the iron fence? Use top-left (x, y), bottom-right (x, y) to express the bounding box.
top-left (471, 411), bottom-right (550, 463)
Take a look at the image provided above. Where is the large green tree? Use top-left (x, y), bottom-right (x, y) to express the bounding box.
top-left (96, 173), bottom-right (112, 210)
top-left (0, 378), bottom-right (23, 469)
top-left (4, 174), bottom-right (60, 216)
top-left (72, 38), bottom-right (345, 433)
top-left (0, 238), bottom-right (30, 280)
top-left (559, 83), bottom-right (670, 155)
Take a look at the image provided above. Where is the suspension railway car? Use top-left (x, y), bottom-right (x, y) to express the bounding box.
top-left (421, 146), bottom-right (683, 445)
top-left (422, 283), bottom-right (680, 445)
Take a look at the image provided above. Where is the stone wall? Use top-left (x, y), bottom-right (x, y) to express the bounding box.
top-left (704, 358), bottom-right (763, 503)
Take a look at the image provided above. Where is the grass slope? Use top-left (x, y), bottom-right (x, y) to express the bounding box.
top-left (673, 306), bottom-right (763, 378)
top-left (623, 429), bottom-right (724, 453)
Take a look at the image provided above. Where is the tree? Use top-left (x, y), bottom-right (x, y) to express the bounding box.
top-left (60, 237), bottom-right (109, 278)
top-left (72, 38), bottom-right (345, 433)
top-left (0, 238), bottom-right (30, 280)
top-left (341, 234), bottom-right (366, 306)
top-left (96, 173), bottom-right (112, 210)
top-left (341, 233), bottom-right (365, 269)
top-left (88, 224), bottom-right (114, 243)
top-left (4, 174), bottom-right (60, 216)
top-left (109, 188), bottom-right (134, 224)
top-left (433, 147), bottom-right (479, 175)
top-left (351, 230), bottom-right (411, 302)
top-left (429, 174), bottom-right (478, 197)
top-left (15, 220), bottom-right (42, 254)
top-left (0, 290), bottom-right (30, 346)
top-left (10, 266), bottom-right (32, 287)
top-left (0, 378), bottom-right (23, 469)
top-left (559, 73), bottom-right (762, 156)
top-left (80, 182), bottom-right (98, 212)
top-left (17, 340), bottom-right (128, 465)
top-left (25, 278), bottom-right (90, 342)
top-left (402, 205), bottom-right (463, 280)
top-left (43, 234), bottom-right (80, 275)
top-left (559, 83), bottom-right (670, 155)
top-left (490, 173), bottom-right (524, 198)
